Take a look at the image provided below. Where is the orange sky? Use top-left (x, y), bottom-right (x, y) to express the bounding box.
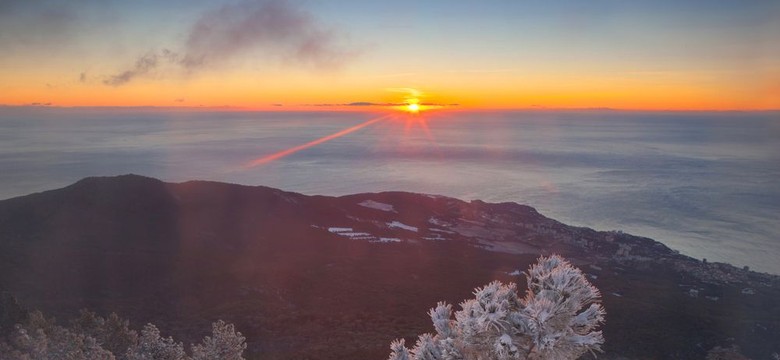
top-left (1, 1), bottom-right (779, 111)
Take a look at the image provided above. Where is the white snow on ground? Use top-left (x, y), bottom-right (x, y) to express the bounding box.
top-left (339, 232), bottom-right (373, 238)
top-left (430, 228), bottom-right (455, 234)
top-left (387, 221), bottom-right (418, 232)
top-left (328, 227), bottom-right (372, 239)
top-left (326, 226), bottom-right (402, 243)
top-left (423, 233), bottom-right (447, 241)
top-left (359, 200), bottom-right (395, 212)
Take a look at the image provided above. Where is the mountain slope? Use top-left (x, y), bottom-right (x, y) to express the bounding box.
top-left (0, 175), bottom-right (777, 359)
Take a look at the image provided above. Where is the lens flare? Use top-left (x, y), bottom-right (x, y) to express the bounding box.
top-left (245, 114), bottom-right (391, 167)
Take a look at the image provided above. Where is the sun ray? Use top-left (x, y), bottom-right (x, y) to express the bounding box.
top-left (245, 114), bottom-right (392, 168)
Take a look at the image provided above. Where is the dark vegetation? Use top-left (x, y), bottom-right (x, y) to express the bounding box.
top-left (0, 175), bottom-right (778, 359)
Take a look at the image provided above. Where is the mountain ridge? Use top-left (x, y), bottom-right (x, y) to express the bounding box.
top-left (0, 175), bottom-right (778, 359)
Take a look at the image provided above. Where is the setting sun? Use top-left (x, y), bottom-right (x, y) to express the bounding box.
top-left (406, 103), bottom-right (420, 113)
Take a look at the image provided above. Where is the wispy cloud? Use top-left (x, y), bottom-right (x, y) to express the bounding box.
top-left (310, 102), bottom-right (399, 107)
top-left (183, 0), bottom-right (354, 70)
top-left (103, 50), bottom-right (179, 86)
top-left (104, 0), bottom-right (356, 86)
top-left (308, 101), bottom-right (457, 108)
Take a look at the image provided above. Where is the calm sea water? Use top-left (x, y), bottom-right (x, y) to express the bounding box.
top-left (2, 107), bottom-right (779, 274)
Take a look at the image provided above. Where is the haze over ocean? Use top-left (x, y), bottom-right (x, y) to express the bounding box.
top-left (2, 107), bottom-right (779, 274)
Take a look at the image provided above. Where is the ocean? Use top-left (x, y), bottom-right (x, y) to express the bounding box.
top-left (2, 107), bottom-right (779, 274)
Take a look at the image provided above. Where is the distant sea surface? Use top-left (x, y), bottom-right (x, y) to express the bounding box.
top-left (2, 107), bottom-right (779, 274)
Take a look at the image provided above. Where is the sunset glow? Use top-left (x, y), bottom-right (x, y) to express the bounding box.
top-left (2, 3), bottom-right (780, 360)
top-left (0, 1), bottom-right (777, 110)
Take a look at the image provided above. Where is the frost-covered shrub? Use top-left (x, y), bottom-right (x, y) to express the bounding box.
top-left (120, 320), bottom-right (246, 360)
top-left (0, 292), bottom-right (245, 360)
top-left (0, 310), bottom-right (115, 360)
top-left (191, 320), bottom-right (246, 360)
top-left (126, 324), bottom-right (188, 360)
top-left (388, 255), bottom-right (605, 360)
top-left (72, 310), bottom-right (139, 359)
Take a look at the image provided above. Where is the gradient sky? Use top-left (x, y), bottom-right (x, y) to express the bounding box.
top-left (1, 0), bottom-right (779, 110)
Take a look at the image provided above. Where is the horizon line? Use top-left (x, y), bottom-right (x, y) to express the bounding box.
top-left (2, 104), bottom-right (779, 113)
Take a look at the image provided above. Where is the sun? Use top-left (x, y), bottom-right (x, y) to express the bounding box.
top-left (392, 102), bottom-right (422, 114)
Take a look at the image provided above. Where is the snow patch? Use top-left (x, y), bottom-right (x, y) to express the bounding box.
top-left (507, 270), bottom-right (522, 276)
top-left (359, 200), bottom-right (395, 212)
top-left (387, 221), bottom-right (418, 232)
top-left (326, 226), bottom-right (401, 244)
top-left (423, 232), bottom-right (447, 241)
top-left (339, 232), bottom-right (372, 238)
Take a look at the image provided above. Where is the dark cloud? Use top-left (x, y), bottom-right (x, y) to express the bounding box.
top-left (103, 0), bottom-right (356, 86)
top-left (103, 49), bottom-right (178, 87)
top-left (310, 102), bottom-right (457, 107)
top-left (423, 103), bottom-right (460, 107)
top-left (310, 102), bottom-right (392, 107)
top-left (182, 0), bottom-right (353, 70)
top-left (346, 102), bottom-right (384, 106)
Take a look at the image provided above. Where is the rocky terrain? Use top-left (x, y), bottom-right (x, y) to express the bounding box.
top-left (0, 175), bottom-right (778, 359)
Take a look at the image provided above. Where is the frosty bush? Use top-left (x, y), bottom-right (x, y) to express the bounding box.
top-left (71, 310), bottom-right (138, 358)
top-left (0, 308), bottom-right (246, 360)
top-left (126, 324), bottom-right (188, 360)
top-left (388, 255), bottom-right (605, 360)
top-left (0, 310), bottom-right (115, 360)
top-left (191, 320), bottom-right (246, 360)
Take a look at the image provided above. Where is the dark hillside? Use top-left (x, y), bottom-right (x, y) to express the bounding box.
top-left (0, 175), bottom-right (777, 359)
